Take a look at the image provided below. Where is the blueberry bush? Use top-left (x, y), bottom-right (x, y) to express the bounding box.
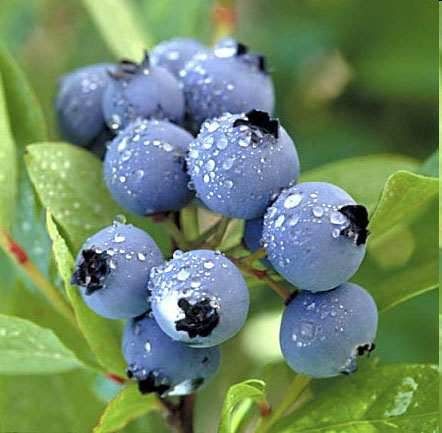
top-left (0, 1), bottom-right (438, 432)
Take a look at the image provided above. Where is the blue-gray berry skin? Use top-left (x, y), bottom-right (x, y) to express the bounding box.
top-left (280, 283), bottom-right (378, 378)
top-left (244, 217), bottom-right (264, 252)
top-left (187, 111), bottom-right (300, 219)
top-left (71, 223), bottom-right (164, 319)
top-left (151, 37), bottom-right (208, 78)
top-left (180, 41), bottom-right (274, 128)
top-left (102, 54), bottom-right (185, 132)
top-left (122, 314), bottom-right (220, 396)
top-left (150, 249), bottom-right (249, 347)
top-left (263, 182), bottom-right (368, 292)
top-left (104, 119), bottom-right (194, 215)
top-left (56, 63), bottom-right (114, 149)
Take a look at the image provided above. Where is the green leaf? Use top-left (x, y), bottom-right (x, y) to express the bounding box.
top-left (26, 142), bottom-right (170, 253)
top-left (1, 279), bottom-right (101, 372)
top-left (270, 364), bottom-right (438, 433)
top-left (0, 370), bottom-right (104, 432)
top-left (81, 0), bottom-right (151, 59)
top-left (369, 171), bottom-right (438, 238)
top-left (219, 379), bottom-right (267, 433)
top-left (47, 212), bottom-right (126, 376)
top-left (0, 43), bottom-right (47, 149)
top-left (0, 43), bottom-right (49, 271)
top-left (0, 72), bottom-right (17, 229)
top-left (300, 154), bottom-right (418, 210)
top-left (0, 314), bottom-right (82, 374)
top-left (357, 173), bottom-right (438, 311)
top-left (93, 384), bottom-right (161, 433)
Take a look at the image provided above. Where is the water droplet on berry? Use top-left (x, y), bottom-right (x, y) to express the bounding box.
top-left (284, 193), bottom-right (303, 209)
top-left (312, 206), bottom-right (324, 218)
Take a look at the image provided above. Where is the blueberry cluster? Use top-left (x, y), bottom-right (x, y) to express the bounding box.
top-left (62, 36), bottom-right (378, 395)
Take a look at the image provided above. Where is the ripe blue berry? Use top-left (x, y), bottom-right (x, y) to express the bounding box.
top-left (244, 217), bottom-right (264, 252)
top-left (180, 41), bottom-right (274, 128)
top-left (123, 314), bottom-right (220, 396)
top-left (187, 110), bottom-right (300, 219)
top-left (56, 63), bottom-right (114, 150)
top-left (151, 37), bottom-right (208, 78)
top-left (263, 182), bottom-right (368, 292)
top-left (71, 223), bottom-right (163, 319)
top-left (150, 250), bottom-right (249, 347)
top-left (104, 119), bottom-right (194, 215)
top-left (280, 283), bottom-right (378, 378)
top-left (102, 54), bottom-right (185, 132)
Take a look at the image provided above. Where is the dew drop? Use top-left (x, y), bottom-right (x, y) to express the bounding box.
top-left (216, 137), bottom-right (228, 149)
top-left (205, 159), bottom-right (216, 171)
top-left (284, 193), bottom-right (303, 209)
top-left (222, 157), bottom-right (235, 170)
top-left (332, 228), bottom-right (341, 238)
top-left (176, 268), bottom-right (190, 281)
top-left (330, 211), bottom-right (347, 225)
top-left (275, 215), bottom-right (285, 228)
top-left (204, 261), bottom-right (215, 270)
top-left (113, 234), bottom-right (126, 243)
top-left (312, 206), bottom-right (324, 218)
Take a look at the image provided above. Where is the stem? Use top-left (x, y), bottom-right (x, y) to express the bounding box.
top-left (179, 395), bottom-right (195, 433)
top-left (159, 395), bottom-right (195, 433)
top-left (188, 218), bottom-right (224, 249)
top-left (162, 217), bottom-right (190, 250)
top-left (223, 243), bottom-right (243, 256)
top-left (0, 229), bottom-right (77, 326)
top-left (209, 217), bottom-right (231, 248)
top-left (212, 1), bottom-right (236, 41)
top-left (180, 206), bottom-right (200, 241)
top-left (256, 375), bottom-right (311, 433)
top-left (240, 248), bottom-right (267, 265)
top-left (233, 259), bottom-right (292, 301)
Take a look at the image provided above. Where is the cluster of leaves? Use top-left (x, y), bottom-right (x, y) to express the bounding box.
top-left (0, 1), bottom-right (439, 432)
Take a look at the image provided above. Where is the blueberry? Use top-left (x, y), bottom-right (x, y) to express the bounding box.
top-left (187, 110), bottom-right (300, 219)
top-left (263, 182), bottom-right (368, 292)
top-left (123, 314), bottom-right (220, 396)
top-left (244, 217), bottom-right (264, 252)
top-left (71, 223), bottom-right (164, 319)
top-left (180, 40), bottom-right (274, 128)
top-left (102, 53), bottom-right (185, 132)
top-left (104, 119), bottom-right (194, 215)
top-left (55, 63), bottom-right (114, 151)
top-left (151, 37), bottom-right (208, 78)
top-left (150, 250), bottom-right (249, 347)
top-left (280, 283), bottom-right (378, 378)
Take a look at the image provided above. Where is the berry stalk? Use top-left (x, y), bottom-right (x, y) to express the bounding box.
top-left (0, 229), bottom-right (77, 326)
top-left (255, 375), bottom-right (311, 433)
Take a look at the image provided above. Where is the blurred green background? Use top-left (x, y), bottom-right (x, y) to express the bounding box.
top-left (0, 0), bottom-right (438, 432)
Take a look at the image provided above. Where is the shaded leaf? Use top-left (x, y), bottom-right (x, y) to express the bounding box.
top-left (0, 314), bottom-right (82, 374)
top-left (93, 384), bottom-right (161, 433)
top-left (47, 212), bottom-right (126, 376)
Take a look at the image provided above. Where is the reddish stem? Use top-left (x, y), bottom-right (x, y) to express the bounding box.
top-left (106, 373), bottom-right (127, 384)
